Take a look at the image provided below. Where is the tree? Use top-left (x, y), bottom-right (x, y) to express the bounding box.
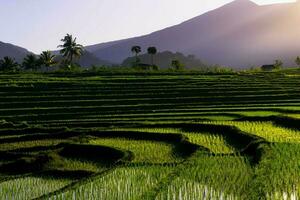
top-left (147, 47), bottom-right (157, 66)
top-left (131, 46), bottom-right (141, 66)
top-left (0, 57), bottom-right (19, 71)
top-left (39, 51), bottom-right (56, 71)
top-left (58, 34), bottom-right (84, 65)
top-left (274, 59), bottom-right (283, 70)
top-left (295, 56), bottom-right (300, 68)
top-left (22, 54), bottom-right (40, 71)
top-left (171, 59), bottom-right (184, 71)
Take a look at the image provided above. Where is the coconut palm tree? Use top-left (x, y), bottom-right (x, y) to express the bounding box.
top-left (131, 46), bottom-right (141, 66)
top-left (39, 51), bottom-right (56, 71)
top-left (295, 56), bottom-right (300, 68)
top-left (0, 57), bottom-right (19, 71)
top-left (171, 59), bottom-right (184, 71)
top-left (274, 59), bottom-right (283, 70)
top-left (58, 34), bottom-right (84, 65)
top-left (22, 54), bottom-right (40, 71)
top-left (147, 47), bottom-right (157, 66)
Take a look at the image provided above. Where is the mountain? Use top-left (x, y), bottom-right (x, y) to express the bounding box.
top-left (122, 51), bottom-right (206, 69)
top-left (53, 50), bottom-right (113, 67)
top-left (86, 0), bottom-right (300, 68)
top-left (76, 51), bottom-right (113, 67)
top-left (0, 41), bottom-right (31, 62)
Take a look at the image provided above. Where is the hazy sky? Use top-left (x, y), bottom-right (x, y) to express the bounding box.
top-left (0, 0), bottom-right (296, 53)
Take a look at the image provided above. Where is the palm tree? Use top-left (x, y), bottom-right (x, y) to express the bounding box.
top-left (131, 46), bottom-right (141, 66)
top-left (171, 59), bottom-right (184, 71)
top-left (295, 56), bottom-right (300, 68)
top-left (274, 59), bottom-right (283, 70)
top-left (0, 57), bottom-right (19, 71)
top-left (39, 51), bottom-right (56, 71)
top-left (147, 47), bottom-right (157, 66)
top-left (22, 54), bottom-right (40, 71)
top-left (58, 34), bottom-right (84, 65)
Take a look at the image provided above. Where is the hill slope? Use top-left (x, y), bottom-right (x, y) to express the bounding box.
top-left (0, 41), bottom-right (31, 62)
top-left (53, 50), bottom-right (113, 67)
top-left (87, 0), bottom-right (300, 68)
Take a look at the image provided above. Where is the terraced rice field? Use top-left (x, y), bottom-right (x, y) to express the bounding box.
top-left (0, 71), bottom-right (300, 199)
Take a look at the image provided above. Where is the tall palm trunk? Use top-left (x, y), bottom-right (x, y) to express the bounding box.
top-left (135, 53), bottom-right (138, 66)
top-left (70, 54), bottom-right (73, 65)
top-left (151, 55), bottom-right (154, 66)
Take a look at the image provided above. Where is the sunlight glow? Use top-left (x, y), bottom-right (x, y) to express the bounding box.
top-left (254, 0), bottom-right (297, 5)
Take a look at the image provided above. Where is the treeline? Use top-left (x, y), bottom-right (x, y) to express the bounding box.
top-left (0, 34), bottom-right (83, 72)
top-left (2, 34), bottom-right (299, 73)
top-left (0, 37), bottom-right (233, 73)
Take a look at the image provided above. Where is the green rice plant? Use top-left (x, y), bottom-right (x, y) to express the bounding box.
top-left (114, 128), bottom-right (235, 154)
top-left (0, 140), bottom-right (66, 151)
top-left (233, 111), bottom-right (281, 117)
top-left (286, 114), bottom-right (300, 119)
top-left (157, 152), bottom-right (252, 200)
top-left (204, 121), bottom-right (300, 142)
top-left (89, 138), bottom-right (180, 163)
top-left (50, 166), bottom-right (173, 200)
top-left (47, 158), bottom-right (104, 173)
top-left (200, 115), bottom-right (238, 121)
top-left (250, 143), bottom-right (300, 200)
top-left (0, 176), bottom-right (71, 200)
top-left (185, 132), bottom-right (235, 154)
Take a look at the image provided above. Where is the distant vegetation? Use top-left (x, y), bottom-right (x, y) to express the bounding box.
top-left (0, 35), bottom-right (300, 74)
top-left (123, 48), bottom-right (207, 70)
top-left (0, 34), bottom-right (84, 72)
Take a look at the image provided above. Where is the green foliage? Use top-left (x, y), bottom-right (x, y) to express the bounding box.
top-left (122, 51), bottom-right (207, 70)
top-left (22, 54), bottom-right (41, 70)
top-left (0, 176), bottom-right (70, 200)
top-left (131, 46), bottom-right (142, 67)
top-left (0, 56), bottom-right (19, 71)
top-left (90, 138), bottom-right (180, 163)
top-left (158, 153), bottom-right (252, 199)
top-left (295, 56), bottom-right (300, 67)
top-left (131, 46), bottom-right (141, 55)
top-left (171, 59), bottom-right (185, 70)
top-left (51, 166), bottom-right (173, 200)
top-left (39, 51), bottom-right (56, 69)
top-left (274, 59), bottom-right (283, 69)
top-left (58, 34), bottom-right (84, 65)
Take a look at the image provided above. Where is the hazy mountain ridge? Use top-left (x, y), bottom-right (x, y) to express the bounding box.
top-left (0, 41), bottom-right (32, 62)
top-left (53, 50), bottom-right (113, 67)
top-left (122, 51), bottom-right (206, 69)
top-left (0, 42), bottom-right (112, 67)
top-left (87, 0), bottom-right (300, 68)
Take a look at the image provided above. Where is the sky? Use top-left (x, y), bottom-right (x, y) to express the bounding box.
top-left (0, 0), bottom-right (296, 53)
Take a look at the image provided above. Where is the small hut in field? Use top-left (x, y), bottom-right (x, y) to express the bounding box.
top-left (261, 65), bottom-right (275, 71)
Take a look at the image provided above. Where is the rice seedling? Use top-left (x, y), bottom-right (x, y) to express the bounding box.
top-left (89, 138), bottom-right (180, 163)
top-left (0, 176), bottom-right (71, 200)
top-left (233, 111), bottom-right (281, 117)
top-left (250, 143), bottom-right (300, 200)
top-left (49, 166), bottom-right (173, 200)
top-left (205, 121), bottom-right (300, 142)
top-left (47, 158), bottom-right (104, 173)
top-left (286, 114), bottom-right (300, 119)
top-left (114, 128), bottom-right (235, 154)
top-left (157, 152), bottom-right (252, 200)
